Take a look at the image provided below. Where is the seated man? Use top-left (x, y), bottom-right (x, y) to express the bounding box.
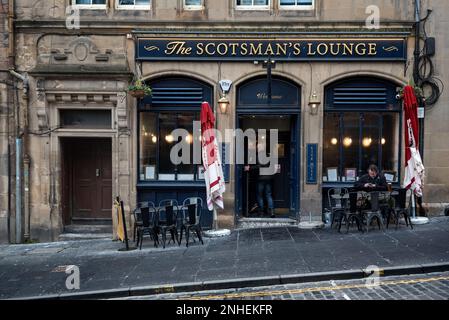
top-left (354, 164), bottom-right (388, 192)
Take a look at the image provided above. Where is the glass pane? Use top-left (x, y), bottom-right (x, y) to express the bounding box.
top-left (185, 0), bottom-right (201, 5)
top-left (76, 0), bottom-right (91, 4)
top-left (177, 113), bottom-right (195, 178)
top-left (381, 113), bottom-right (399, 182)
top-left (135, 0), bottom-right (150, 5)
top-left (342, 113), bottom-right (360, 181)
top-left (298, 0), bottom-right (312, 4)
top-left (92, 0), bottom-right (106, 4)
top-left (119, 0), bottom-right (135, 4)
top-left (254, 0), bottom-right (268, 5)
top-left (237, 0), bottom-right (253, 5)
top-left (323, 113), bottom-right (340, 182)
top-left (361, 113), bottom-right (380, 174)
top-left (280, 0), bottom-right (296, 5)
top-left (60, 109), bottom-right (111, 129)
top-left (159, 113), bottom-right (177, 176)
top-left (140, 113), bottom-right (157, 181)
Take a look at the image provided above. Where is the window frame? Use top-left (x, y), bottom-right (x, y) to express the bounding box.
top-left (116, 0), bottom-right (151, 10)
top-left (235, 0), bottom-right (270, 10)
top-left (183, 0), bottom-right (204, 10)
top-left (278, 0), bottom-right (314, 10)
top-left (323, 110), bottom-right (401, 184)
top-left (71, 0), bottom-right (108, 9)
top-left (138, 110), bottom-right (201, 182)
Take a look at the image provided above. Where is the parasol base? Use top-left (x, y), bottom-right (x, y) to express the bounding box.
top-left (203, 229), bottom-right (231, 238)
top-left (298, 221), bottom-right (324, 229)
top-left (410, 217), bottom-right (430, 225)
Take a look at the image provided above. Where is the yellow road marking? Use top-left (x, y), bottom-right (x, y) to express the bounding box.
top-left (177, 275), bottom-right (449, 300)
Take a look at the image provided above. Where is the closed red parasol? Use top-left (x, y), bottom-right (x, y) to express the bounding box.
top-left (200, 101), bottom-right (225, 211)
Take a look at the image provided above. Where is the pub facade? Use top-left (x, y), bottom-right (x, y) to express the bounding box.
top-left (1, 0), bottom-right (448, 243)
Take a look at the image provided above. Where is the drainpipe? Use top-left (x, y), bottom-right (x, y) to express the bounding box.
top-left (10, 69), bottom-right (29, 244)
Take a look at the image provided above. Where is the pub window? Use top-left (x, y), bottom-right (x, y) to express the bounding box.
top-left (72, 0), bottom-right (107, 8)
top-left (236, 0), bottom-right (270, 9)
top-left (138, 77), bottom-right (213, 183)
top-left (323, 77), bottom-right (401, 184)
top-left (279, 0), bottom-right (314, 9)
top-left (184, 0), bottom-right (204, 10)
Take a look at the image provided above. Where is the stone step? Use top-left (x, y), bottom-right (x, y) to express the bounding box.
top-left (63, 224), bottom-right (113, 234)
top-left (237, 217), bottom-right (298, 229)
top-left (58, 233), bottom-right (112, 241)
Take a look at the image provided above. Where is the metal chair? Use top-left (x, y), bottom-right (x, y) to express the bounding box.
top-left (343, 191), bottom-right (364, 233)
top-left (180, 197), bottom-right (204, 247)
top-left (328, 188), bottom-right (349, 229)
top-left (132, 201), bottom-right (155, 242)
top-left (386, 188), bottom-right (413, 230)
top-left (361, 191), bottom-right (385, 232)
top-left (136, 205), bottom-right (158, 250)
top-left (157, 199), bottom-right (180, 248)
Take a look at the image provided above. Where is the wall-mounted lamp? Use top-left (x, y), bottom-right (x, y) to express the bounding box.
top-left (308, 91), bottom-right (321, 115)
top-left (218, 96), bottom-right (230, 114)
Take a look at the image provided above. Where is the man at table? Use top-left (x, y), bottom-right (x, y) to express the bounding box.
top-left (354, 164), bottom-right (388, 191)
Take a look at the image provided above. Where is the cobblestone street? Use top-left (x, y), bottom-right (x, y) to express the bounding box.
top-left (125, 272), bottom-right (449, 300)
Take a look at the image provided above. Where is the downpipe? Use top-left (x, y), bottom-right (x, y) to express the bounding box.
top-left (10, 69), bottom-right (29, 243)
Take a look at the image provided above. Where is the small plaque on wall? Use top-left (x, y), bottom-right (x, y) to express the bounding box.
top-left (306, 143), bottom-right (318, 184)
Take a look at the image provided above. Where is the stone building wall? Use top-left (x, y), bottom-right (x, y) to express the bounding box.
top-left (1, 0), bottom-right (448, 243)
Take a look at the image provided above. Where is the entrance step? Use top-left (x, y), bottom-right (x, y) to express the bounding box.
top-left (63, 224), bottom-right (112, 234)
top-left (60, 224), bottom-right (112, 241)
top-left (237, 217), bottom-right (298, 229)
top-left (58, 233), bottom-right (111, 241)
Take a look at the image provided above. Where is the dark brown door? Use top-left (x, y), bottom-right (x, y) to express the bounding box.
top-left (71, 139), bottom-right (112, 221)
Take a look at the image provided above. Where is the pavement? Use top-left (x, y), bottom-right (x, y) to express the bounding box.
top-left (1, 216), bottom-right (449, 300)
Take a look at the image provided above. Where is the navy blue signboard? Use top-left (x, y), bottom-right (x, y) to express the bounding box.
top-left (221, 143), bottom-right (230, 183)
top-left (137, 38), bottom-right (406, 61)
top-left (306, 143), bottom-right (318, 184)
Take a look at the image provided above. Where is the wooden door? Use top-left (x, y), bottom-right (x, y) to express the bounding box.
top-left (71, 139), bottom-right (112, 221)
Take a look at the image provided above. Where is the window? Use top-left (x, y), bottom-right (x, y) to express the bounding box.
top-left (236, 0), bottom-right (269, 9)
top-left (139, 112), bottom-right (199, 181)
top-left (323, 112), bottom-right (400, 183)
top-left (184, 0), bottom-right (203, 10)
top-left (116, 0), bottom-right (151, 9)
top-left (72, 0), bottom-right (107, 8)
top-left (60, 109), bottom-right (111, 129)
top-left (279, 0), bottom-right (314, 9)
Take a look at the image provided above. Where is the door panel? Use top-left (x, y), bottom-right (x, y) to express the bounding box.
top-left (71, 139), bottom-right (112, 220)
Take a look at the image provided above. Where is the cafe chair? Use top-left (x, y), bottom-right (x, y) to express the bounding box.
top-left (136, 205), bottom-right (158, 250)
top-left (156, 203), bottom-right (180, 249)
top-left (386, 188), bottom-right (413, 230)
top-left (132, 201), bottom-right (155, 242)
top-left (328, 188), bottom-right (349, 229)
top-left (344, 191), bottom-right (364, 233)
top-left (361, 191), bottom-right (385, 232)
top-left (180, 197), bottom-right (204, 247)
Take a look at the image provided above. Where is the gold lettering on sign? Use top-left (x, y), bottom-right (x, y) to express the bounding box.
top-left (165, 41), bottom-right (192, 55)
top-left (196, 43), bottom-right (204, 55)
top-left (329, 43), bottom-right (341, 56)
top-left (256, 93), bottom-right (283, 100)
top-left (307, 43), bottom-right (316, 56)
top-left (276, 43), bottom-right (287, 56)
top-left (217, 43), bottom-right (228, 56)
top-left (368, 43), bottom-right (377, 55)
top-left (229, 43), bottom-right (239, 56)
top-left (317, 43), bottom-right (329, 56)
top-left (250, 43), bottom-right (263, 55)
top-left (355, 43), bottom-right (367, 55)
top-left (342, 43), bottom-right (354, 56)
top-left (205, 43), bottom-right (216, 55)
top-left (264, 43), bottom-right (275, 56)
top-left (293, 43), bottom-right (301, 56)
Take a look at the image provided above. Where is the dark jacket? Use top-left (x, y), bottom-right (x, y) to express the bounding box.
top-left (354, 173), bottom-right (388, 191)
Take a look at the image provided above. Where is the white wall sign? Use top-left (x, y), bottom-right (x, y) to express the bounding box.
top-left (219, 80), bottom-right (233, 94)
